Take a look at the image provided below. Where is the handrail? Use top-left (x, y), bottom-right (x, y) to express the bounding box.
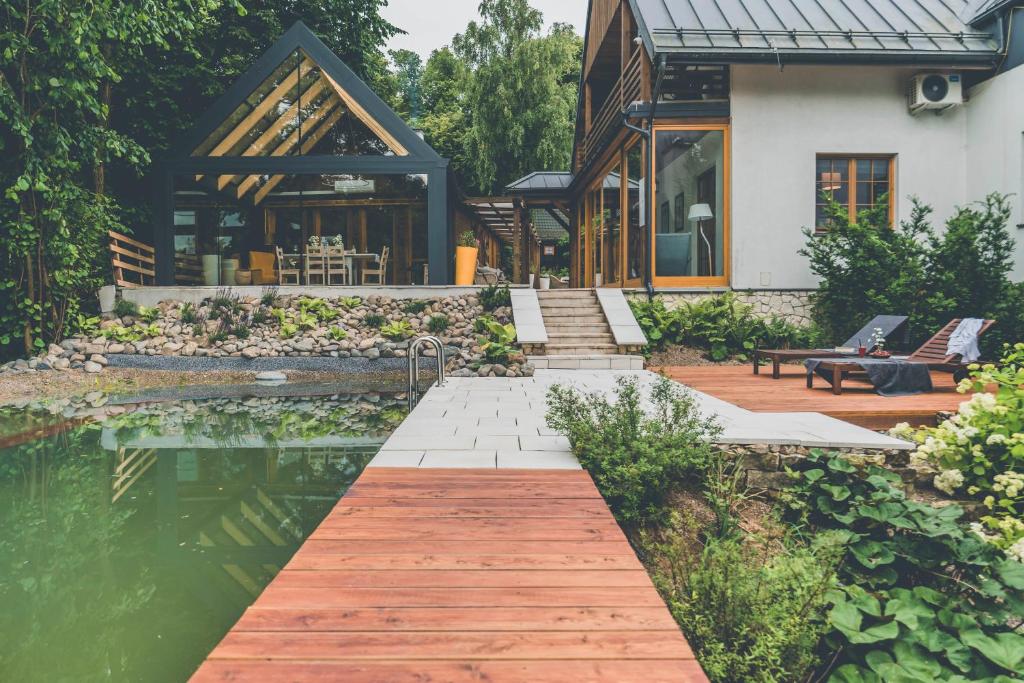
top-left (407, 336), bottom-right (446, 410)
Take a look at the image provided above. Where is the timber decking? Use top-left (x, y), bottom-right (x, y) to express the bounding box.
top-left (659, 365), bottom-right (969, 429)
top-left (191, 468), bottom-right (705, 682)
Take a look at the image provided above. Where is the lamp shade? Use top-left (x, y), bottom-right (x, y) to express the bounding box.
top-left (688, 203), bottom-right (713, 222)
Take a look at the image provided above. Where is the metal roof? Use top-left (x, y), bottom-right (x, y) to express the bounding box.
top-left (967, 0), bottom-right (1020, 23)
top-left (530, 209), bottom-right (570, 243)
top-left (629, 0), bottom-right (1000, 62)
top-left (505, 172), bottom-right (575, 193)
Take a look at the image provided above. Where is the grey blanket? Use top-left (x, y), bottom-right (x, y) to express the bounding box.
top-left (805, 358), bottom-right (934, 397)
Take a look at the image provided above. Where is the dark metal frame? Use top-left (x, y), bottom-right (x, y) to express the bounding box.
top-left (155, 21), bottom-right (452, 285)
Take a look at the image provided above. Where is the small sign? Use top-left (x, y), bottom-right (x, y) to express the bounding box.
top-left (543, 245), bottom-right (555, 256)
top-left (334, 178), bottom-right (375, 193)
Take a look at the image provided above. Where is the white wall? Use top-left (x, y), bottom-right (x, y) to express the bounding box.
top-left (965, 65), bottom-right (1024, 281)
top-left (729, 65), bottom-right (968, 290)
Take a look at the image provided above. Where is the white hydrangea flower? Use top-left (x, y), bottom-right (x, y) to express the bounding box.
top-left (987, 433), bottom-right (1008, 446)
top-left (933, 469), bottom-right (965, 495)
top-left (1008, 538), bottom-right (1024, 564)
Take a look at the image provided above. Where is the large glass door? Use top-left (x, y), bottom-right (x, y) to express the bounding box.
top-left (601, 165), bottom-right (622, 286)
top-left (652, 125), bottom-right (729, 286)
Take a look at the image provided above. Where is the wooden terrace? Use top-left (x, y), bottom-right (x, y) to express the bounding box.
top-left (191, 468), bottom-right (705, 682)
top-left (659, 365), bottom-right (969, 430)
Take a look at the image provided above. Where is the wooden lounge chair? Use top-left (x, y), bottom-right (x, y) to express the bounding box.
top-left (808, 318), bottom-right (996, 395)
top-left (754, 315), bottom-right (909, 378)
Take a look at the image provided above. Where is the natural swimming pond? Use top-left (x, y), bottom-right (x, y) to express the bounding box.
top-left (0, 385), bottom-right (407, 681)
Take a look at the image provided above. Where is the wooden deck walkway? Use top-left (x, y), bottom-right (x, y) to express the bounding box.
top-left (659, 365), bottom-right (968, 429)
top-left (191, 468), bottom-right (705, 682)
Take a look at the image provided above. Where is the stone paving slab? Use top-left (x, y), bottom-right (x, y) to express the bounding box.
top-left (368, 370), bottom-right (911, 470)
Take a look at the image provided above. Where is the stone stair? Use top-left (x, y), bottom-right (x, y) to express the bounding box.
top-left (537, 290), bottom-right (619, 356)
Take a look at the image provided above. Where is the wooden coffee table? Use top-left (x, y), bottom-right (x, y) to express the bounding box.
top-left (753, 348), bottom-right (850, 379)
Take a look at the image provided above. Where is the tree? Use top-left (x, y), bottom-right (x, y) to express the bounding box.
top-left (388, 48), bottom-right (423, 123)
top-left (452, 0), bottom-right (581, 194)
top-left (0, 0), bottom-right (233, 356)
top-left (418, 47), bottom-right (467, 171)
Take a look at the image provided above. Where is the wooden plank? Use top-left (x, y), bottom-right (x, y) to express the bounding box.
top-left (286, 552), bottom-right (643, 571)
top-left (270, 569), bottom-right (653, 589)
top-left (192, 659), bottom-right (707, 683)
top-left (319, 70), bottom-right (408, 156)
top-left (252, 106), bottom-right (345, 204)
top-left (294, 538), bottom-right (638, 556)
top-left (234, 606), bottom-right (679, 632)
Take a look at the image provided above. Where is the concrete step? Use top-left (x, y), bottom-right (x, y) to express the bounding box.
top-left (538, 305), bottom-right (604, 315)
top-left (542, 315), bottom-right (607, 325)
top-left (545, 331), bottom-right (615, 341)
top-left (537, 290), bottom-right (598, 299)
top-left (544, 344), bottom-right (619, 355)
top-left (545, 324), bottom-right (612, 333)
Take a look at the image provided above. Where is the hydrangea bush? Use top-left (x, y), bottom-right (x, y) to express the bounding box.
top-left (892, 343), bottom-right (1024, 561)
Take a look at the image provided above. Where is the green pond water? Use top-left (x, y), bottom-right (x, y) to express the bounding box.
top-left (0, 387), bottom-right (406, 682)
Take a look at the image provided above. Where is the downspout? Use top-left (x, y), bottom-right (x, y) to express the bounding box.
top-left (623, 54), bottom-right (666, 301)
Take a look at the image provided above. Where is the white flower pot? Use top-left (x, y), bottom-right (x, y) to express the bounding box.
top-left (539, 276), bottom-right (550, 290)
top-left (97, 285), bottom-right (116, 313)
top-left (202, 255), bottom-right (221, 286)
top-left (528, 273), bottom-right (535, 287)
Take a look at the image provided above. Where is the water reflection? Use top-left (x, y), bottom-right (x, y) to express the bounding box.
top-left (0, 388), bottom-right (405, 682)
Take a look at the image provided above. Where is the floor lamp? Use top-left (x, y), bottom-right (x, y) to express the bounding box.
top-left (688, 203), bottom-right (714, 276)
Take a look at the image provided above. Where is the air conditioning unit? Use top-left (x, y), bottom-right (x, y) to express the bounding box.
top-left (908, 73), bottom-right (963, 113)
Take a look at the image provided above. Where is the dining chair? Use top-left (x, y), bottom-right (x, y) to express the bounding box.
top-left (325, 245), bottom-right (350, 285)
top-left (304, 244), bottom-right (327, 285)
top-left (362, 245), bottom-right (390, 285)
top-left (275, 246), bottom-right (300, 285)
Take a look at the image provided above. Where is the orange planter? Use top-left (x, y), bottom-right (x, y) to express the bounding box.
top-left (455, 246), bottom-right (479, 285)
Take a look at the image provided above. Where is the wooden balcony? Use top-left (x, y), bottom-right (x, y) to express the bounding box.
top-left (581, 49), bottom-right (644, 170)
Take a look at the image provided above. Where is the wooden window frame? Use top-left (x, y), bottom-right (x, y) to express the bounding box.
top-left (815, 155), bottom-right (896, 232)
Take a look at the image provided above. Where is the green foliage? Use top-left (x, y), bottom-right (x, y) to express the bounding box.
top-left (473, 314), bottom-right (495, 334)
top-left (328, 326), bottom-right (348, 341)
top-left (260, 289), bottom-right (279, 307)
top-left (337, 296), bottom-right (362, 309)
top-left (783, 450), bottom-right (1024, 681)
top-left (803, 194), bottom-right (1020, 355)
top-left (298, 297), bottom-right (338, 323)
top-left (452, 0), bottom-right (581, 193)
top-left (271, 308), bottom-right (286, 326)
top-left (458, 230), bottom-right (477, 248)
top-left (297, 313), bottom-right (318, 331)
top-left (250, 307), bottom-right (269, 326)
top-left (137, 306), bottom-right (160, 324)
top-left (479, 283), bottom-right (511, 311)
top-left (380, 320), bottom-right (413, 340)
top-left (427, 314), bottom-right (450, 334)
top-left (230, 325), bottom-right (250, 340)
top-left (100, 325), bottom-right (142, 344)
top-left (476, 318), bottom-right (517, 363)
top-left (660, 535), bottom-right (839, 683)
top-left (180, 302), bottom-right (197, 325)
top-left (629, 294), bottom-right (817, 360)
top-left (279, 322), bottom-right (298, 339)
top-left (402, 300), bottom-right (429, 314)
top-left (73, 314), bottom-right (101, 338)
top-left (207, 330), bottom-right (228, 344)
top-left (545, 376), bottom-right (720, 524)
top-left (114, 299), bottom-right (139, 319)
top-left (363, 313), bottom-right (386, 329)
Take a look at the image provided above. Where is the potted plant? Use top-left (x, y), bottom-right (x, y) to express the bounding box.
top-left (538, 268), bottom-right (552, 290)
top-left (455, 230), bottom-right (478, 285)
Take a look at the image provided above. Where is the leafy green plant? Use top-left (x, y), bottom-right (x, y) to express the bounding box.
top-left (783, 450), bottom-right (1024, 681)
top-left (546, 376), bottom-right (720, 524)
top-left (271, 308), bottom-right (287, 326)
top-left (113, 299), bottom-right (138, 319)
top-left (402, 299), bottom-right (429, 314)
top-left (207, 330), bottom-right (228, 344)
top-left (477, 318), bottom-right (516, 363)
top-left (250, 308), bottom-right (269, 326)
top-left (279, 322), bottom-right (299, 339)
top-left (363, 313), bottom-right (386, 329)
top-left (479, 283), bottom-right (511, 311)
top-left (139, 323), bottom-right (161, 338)
top-left (180, 302), bottom-right (197, 325)
top-left (427, 314), bottom-right (449, 334)
top-left (137, 305), bottom-right (160, 323)
top-left (337, 296), bottom-right (362, 309)
top-left (260, 289), bottom-right (279, 307)
top-left (298, 297), bottom-right (338, 322)
top-left (100, 325), bottom-right (142, 343)
top-left (458, 230), bottom-right (477, 248)
top-left (297, 313), bottom-right (318, 331)
top-left (73, 314), bottom-right (101, 338)
top-left (230, 325), bottom-right (250, 340)
top-left (380, 320), bottom-right (413, 340)
top-left (473, 314), bottom-right (495, 334)
top-left (328, 327), bottom-right (348, 341)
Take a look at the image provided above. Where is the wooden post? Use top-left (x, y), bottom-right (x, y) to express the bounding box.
top-left (520, 201), bottom-right (531, 286)
top-left (512, 200), bottom-right (522, 284)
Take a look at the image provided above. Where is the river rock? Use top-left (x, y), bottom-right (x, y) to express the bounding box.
top-left (255, 371), bottom-right (287, 382)
top-left (83, 361), bottom-right (103, 373)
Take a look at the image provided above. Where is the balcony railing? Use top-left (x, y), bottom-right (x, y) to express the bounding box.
top-left (582, 49), bottom-right (643, 169)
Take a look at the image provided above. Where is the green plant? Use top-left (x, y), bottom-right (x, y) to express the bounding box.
top-left (137, 305), bottom-right (160, 323)
top-left (427, 314), bottom-right (449, 334)
top-left (73, 314), bottom-right (101, 338)
top-left (297, 313), bottom-right (318, 331)
top-left (477, 318), bottom-right (516, 363)
top-left (473, 314), bottom-right (495, 334)
top-left (207, 330), bottom-right (228, 344)
top-left (783, 450), bottom-right (1024, 681)
top-left (380, 320), bottom-right (413, 340)
top-left (298, 297), bottom-right (338, 322)
top-left (458, 230), bottom-right (477, 248)
top-left (337, 296), bottom-right (362, 309)
top-left (230, 325), bottom-right (250, 340)
top-left (546, 376), bottom-right (720, 524)
top-left (271, 308), bottom-right (287, 326)
top-left (100, 325), bottom-right (142, 344)
top-left (364, 313), bottom-right (386, 329)
top-left (328, 327), bottom-right (348, 341)
top-left (251, 308), bottom-right (269, 326)
top-left (479, 283), bottom-right (511, 311)
top-left (113, 299), bottom-right (138, 319)
top-left (260, 289), bottom-right (279, 307)
top-left (659, 534), bottom-right (839, 683)
top-left (139, 323), bottom-right (161, 338)
top-left (279, 322), bottom-right (299, 339)
top-left (180, 302), bottom-right (197, 325)
top-left (403, 299), bottom-right (430, 314)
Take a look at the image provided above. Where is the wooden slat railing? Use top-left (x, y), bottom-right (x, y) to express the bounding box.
top-left (583, 50), bottom-right (644, 168)
top-left (109, 230), bottom-right (156, 287)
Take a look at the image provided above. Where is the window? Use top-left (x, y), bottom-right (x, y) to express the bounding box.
top-left (816, 156), bottom-right (894, 230)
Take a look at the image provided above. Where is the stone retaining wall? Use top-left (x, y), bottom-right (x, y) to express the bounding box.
top-left (625, 289), bottom-right (815, 326)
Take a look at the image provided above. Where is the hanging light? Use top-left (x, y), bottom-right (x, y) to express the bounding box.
top-left (820, 172), bottom-right (842, 191)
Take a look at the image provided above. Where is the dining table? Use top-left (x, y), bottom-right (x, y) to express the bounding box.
top-left (344, 252), bottom-right (379, 285)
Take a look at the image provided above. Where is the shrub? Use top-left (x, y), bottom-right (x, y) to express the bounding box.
top-left (629, 294), bottom-right (816, 360)
top-left (783, 450), bottom-right (1024, 681)
top-left (476, 318), bottom-right (516, 363)
top-left (137, 305), bottom-right (160, 323)
top-left (803, 193), bottom-right (1020, 355)
top-left (279, 322), bottom-right (298, 339)
top-left (545, 376), bottom-right (720, 524)
top-left (480, 283), bottom-right (510, 311)
top-left (113, 299), bottom-right (138, 318)
top-left (100, 325), bottom-right (142, 343)
top-left (328, 327), bottom-right (348, 341)
top-left (427, 314), bottom-right (449, 334)
top-left (380, 320), bottom-right (413, 340)
top-left (250, 308), bottom-right (269, 326)
top-left (230, 325), bottom-right (250, 340)
top-left (402, 299), bottom-right (429, 314)
top-left (73, 313), bottom-right (101, 338)
top-left (207, 330), bottom-right (228, 344)
top-left (473, 314), bottom-right (495, 334)
top-left (297, 313), bottom-right (317, 331)
top-left (271, 308), bottom-right (287, 326)
top-left (180, 302), bottom-right (197, 325)
top-left (260, 288), bottom-right (279, 307)
top-left (337, 296), bottom-right (362, 309)
top-left (298, 297), bottom-right (337, 322)
top-left (660, 535), bottom-right (839, 683)
top-left (363, 313), bottom-right (386, 329)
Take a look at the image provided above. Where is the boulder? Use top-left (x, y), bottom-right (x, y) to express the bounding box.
top-left (83, 361), bottom-right (103, 374)
top-left (255, 371), bottom-right (287, 382)
top-left (89, 354), bottom-right (108, 366)
top-left (241, 346), bottom-right (260, 359)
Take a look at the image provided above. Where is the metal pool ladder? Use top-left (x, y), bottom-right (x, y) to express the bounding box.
top-left (408, 336), bottom-right (446, 410)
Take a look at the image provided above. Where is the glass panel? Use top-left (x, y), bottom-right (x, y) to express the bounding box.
top-left (173, 173), bottom-right (427, 285)
top-left (654, 129), bottom-right (725, 278)
top-left (626, 142), bottom-right (644, 281)
top-left (192, 49), bottom-right (400, 157)
top-left (588, 189), bottom-right (602, 286)
top-left (602, 165), bottom-right (622, 284)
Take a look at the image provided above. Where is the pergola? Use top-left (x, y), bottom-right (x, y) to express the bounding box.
top-left (463, 197), bottom-right (544, 284)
